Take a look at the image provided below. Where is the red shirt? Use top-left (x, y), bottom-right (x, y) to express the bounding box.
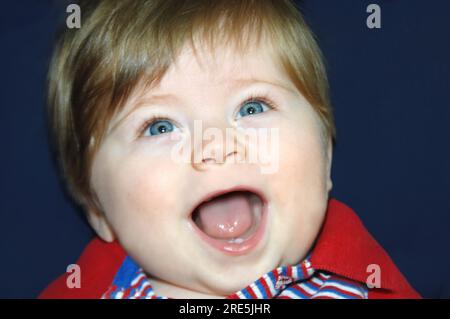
top-left (39, 198), bottom-right (421, 299)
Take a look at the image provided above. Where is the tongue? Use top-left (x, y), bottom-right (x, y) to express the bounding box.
top-left (195, 192), bottom-right (253, 239)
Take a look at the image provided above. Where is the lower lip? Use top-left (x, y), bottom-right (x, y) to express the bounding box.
top-left (189, 199), bottom-right (269, 256)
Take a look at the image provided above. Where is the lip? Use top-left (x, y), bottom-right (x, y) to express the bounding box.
top-left (187, 185), bottom-right (269, 256)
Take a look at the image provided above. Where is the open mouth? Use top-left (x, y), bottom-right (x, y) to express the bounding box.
top-left (189, 188), bottom-right (268, 255)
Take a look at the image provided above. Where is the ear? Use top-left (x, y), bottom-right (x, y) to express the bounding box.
top-left (325, 137), bottom-right (333, 193)
top-left (86, 206), bottom-right (115, 243)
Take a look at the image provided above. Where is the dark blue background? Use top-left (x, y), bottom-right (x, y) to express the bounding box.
top-left (0, 0), bottom-right (449, 298)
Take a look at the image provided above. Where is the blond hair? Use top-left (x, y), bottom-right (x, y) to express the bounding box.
top-left (48, 0), bottom-right (335, 211)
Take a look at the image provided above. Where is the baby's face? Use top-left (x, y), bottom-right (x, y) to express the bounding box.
top-left (90, 41), bottom-right (332, 297)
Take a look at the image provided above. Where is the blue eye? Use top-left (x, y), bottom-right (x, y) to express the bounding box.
top-left (145, 120), bottom-right (174, 136)
top-left (238, 101), bottom-right (268, 118)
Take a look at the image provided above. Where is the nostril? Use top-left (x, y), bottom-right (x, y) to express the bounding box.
top-left (192, 150), bottom-right (241, 171)
top-left (202, 158), bottom-right (216, 164)
top-left (200, 150), bottom-right (236, 164)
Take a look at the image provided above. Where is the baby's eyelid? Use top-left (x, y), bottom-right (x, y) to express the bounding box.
top-left (137, 95), bottom-right (277, 137)
top-left (236, 98), bottom-right (274, 119)
top-left (140, 117), bottom-right (179, 137)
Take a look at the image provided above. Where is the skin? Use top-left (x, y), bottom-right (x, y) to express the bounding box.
top-left (88, 39), bottom-right (333, 298)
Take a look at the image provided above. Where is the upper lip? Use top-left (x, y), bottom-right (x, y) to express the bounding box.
top-left (188, 185), bottom-right (267, 219)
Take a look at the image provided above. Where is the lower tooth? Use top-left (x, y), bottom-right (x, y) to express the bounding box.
top-left (229, 237), bottom-right (244, 244)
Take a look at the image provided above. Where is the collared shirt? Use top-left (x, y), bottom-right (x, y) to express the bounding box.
top-left (102, 254), bottom-right (368, 299)
top-left (39, 198), bottom-right (421, 299)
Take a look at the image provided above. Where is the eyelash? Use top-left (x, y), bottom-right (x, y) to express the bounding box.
top-left (137, 114), bottom-right (173, 138)
top-left (239, 92), bottom-right (278, 114)
top-left (137, 92), bottom-right (278, 137)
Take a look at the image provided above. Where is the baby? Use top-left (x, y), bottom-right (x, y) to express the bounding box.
top-left (40, 0), bottom-right (419, 299)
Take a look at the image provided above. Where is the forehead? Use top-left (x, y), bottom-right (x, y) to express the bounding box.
top-left (152, 40), bottom-right (295, 94)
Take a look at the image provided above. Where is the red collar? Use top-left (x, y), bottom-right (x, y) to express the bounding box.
top-left (39, 198), bottom-right (420, 298)
top-left (310, 198), bottom-right (415, 294)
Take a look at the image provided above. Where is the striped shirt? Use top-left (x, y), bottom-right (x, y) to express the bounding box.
top-left (102, 255), bottom-right (368, 299)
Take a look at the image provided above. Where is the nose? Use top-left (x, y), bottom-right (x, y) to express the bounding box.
top-left (191, 125), bottom-right (246, 171)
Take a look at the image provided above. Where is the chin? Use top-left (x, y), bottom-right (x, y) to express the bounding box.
top-left (193, 254), bottom-right (280, 295)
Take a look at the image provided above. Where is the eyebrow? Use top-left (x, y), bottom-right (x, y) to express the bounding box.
top-left (107, 93), bottom-right (179, 134)
top-left (231, 77), bottom-right (297, 94)
top-left (132, 93), bottom-right (179, 110)
top-left (134, 78), bottom-right (295, 107)
top-left (108, 77), bottom-right (296, 134)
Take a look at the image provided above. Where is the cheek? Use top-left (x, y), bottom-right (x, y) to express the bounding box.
top-left (266, 112), bottom-right (329, 258)
top-left (272, 116), bottom-right (327, 200)
top-left (92, 144), bottom-right (182, 233)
